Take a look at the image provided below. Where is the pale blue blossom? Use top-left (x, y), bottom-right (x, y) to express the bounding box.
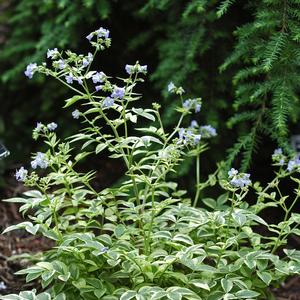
top-left (100, 247), bottom-right (109, 254)
top-left (92, 72), bottom-right (106, 84)
top-left (111, 86), bottom-right (125, 99)
top-left (47, 48), bottom-right (59, 59)
top-left (0, 281), bottom-right (6, 290)
top-left (35, 122), bottom-right (43, 132)
top-left (178, 128), bottom-right (201, 146)
top-left (96, 27), bottom-right (110, 39)
top-left (190, 120), bottom-right (198, 128)
top-left (168, 82), bottom-right (176, 93)
top-left (15, 167), bottom-right (28, 182)
top-left (24, 63), bottom-right (37, 79)
top-left (183, 99), bottom-right (192, 109)
top-left (95, 85), bottom-right (103, 91)
top-left (200, 125), bottom-right (217, 138)
top-left (228, 168), bottom-right (251, 188)
top-left (31, 152), bottom-right (48, 169)
top-left (57, 59), bottom-right (66, 70)
top-left (125, 64), bottom-right (148, 75)
top-left (86, 32), bottom-right (93, 41)
top-left (72, 109), bottom-right (80, 119)
top-left (228, 168), bottom-right (238, 177)
top-left (102, 97), bottom-right (114, 108)
top-left (274, 148), bottom-right (282, 155)
top-left (287, 157), bottom-right (300, 172)
top-left (195, 103), bottom-right (201, 113)
top-left (65, 74), bottom-right (74, 84)
top-left (47, 122), bottom-right (58, 131)
top-left (82, 52), bottom-right (93, 67)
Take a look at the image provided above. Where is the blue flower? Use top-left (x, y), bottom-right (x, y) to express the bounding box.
top-left (125, 64), bottom-right (134, 75)
top-left (274, 148), bottom-right (282, 155)
top-left (57, 59), bottom-right (66, 70)
top-left (102, 97), bottom-right (114, 108)
top-left (47, 122), bottom-right (58, 131)
top-left (228, 168), bottom-right (238, 178)
top-left (190, 120), bottom-right (198, 128)
top-left (183, 99), bottom-right (192, 109)
top-left (228, 168), bottom-right (251, 188)
top-left (47, 48), bottom-right (59, 59)
top-left (195, 103), bottom-right (201, 113)
top-left (0, 281), bottom-right (7, 290)
top-left (15, 167), bottom-right (28, 182)
top-left (100, 246), bottom-right (109, 254)
top-left (24, 63), bottom-right (37, 79)
top-left (95, 85), bottom-right (103, 91)
top-left (177, 128), bottom-right (201, 146)
top-left (125, 64), bottom-right (147, 75)
top-left (86, 33), bottom-right (93, 41)
top-left (35, 122), bottom-right (43, 132)
top-left (111, 86), bottom-right (125, 99)
top-left (200, 125), bottom-right (217, 138)
top-left (168, 82), bottom-right (176, 93)
top-left (96, 27), bottom-right (110, 39)
top-left (82, 53), bottom-right (93, 67)
top-left (72, 109), bottom-right (80, 119)
top-left (92, 72), bottom-right (106, 84)
top-left (194, 134), bottom-right (201, 144)
top-left (65, 74), bottom-right (74, 84)
top-left (287, 157), bottom-right (300, 172)
top-left (31, 152), bottom-right (48, 169)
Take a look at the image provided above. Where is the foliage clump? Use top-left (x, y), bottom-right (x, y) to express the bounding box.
top-left (2, 28), bottom-right (300, 300)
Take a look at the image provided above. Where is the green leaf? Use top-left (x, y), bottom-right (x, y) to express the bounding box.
top-left (120, 291), bottom-right (137, 300)
top-left (202, 198), bottom-right (216, 209)
top-left (221, 278), bottom-right (233, 293)
top-left (232, 211), bottom-right (247, 226)
top-left (114, 224), bottom-right (126, 238)
top-left (235, 290), bottom-right (260, 298)
top-left (257, 271), bottom-right (272, 285)
top-left (95, 143), bottom-right (107, 154)
top-left (173, 234), bottom-right (194, 245)
top-left (64, 95), bottom-right (86, 107)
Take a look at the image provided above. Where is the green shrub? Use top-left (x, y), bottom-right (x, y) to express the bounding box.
top-left (2, 28), bottom-right (300, 300)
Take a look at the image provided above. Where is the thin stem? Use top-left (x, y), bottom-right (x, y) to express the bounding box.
top-left (193, 153), bottom-right (200, 207)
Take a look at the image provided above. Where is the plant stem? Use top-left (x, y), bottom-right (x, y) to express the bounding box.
top-left (193, 153), bottom-right (200, 207)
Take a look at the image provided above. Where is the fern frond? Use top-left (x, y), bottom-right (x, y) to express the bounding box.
top-left (262, 32), bottom-right (288, 71)
top-left (217, 0), bottom-right (237, 18)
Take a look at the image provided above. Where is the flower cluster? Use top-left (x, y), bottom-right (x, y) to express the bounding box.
top-left (272, 148), bottom-right (285, 166)
top-left (177, 128), bottom-right (201, 146)
top-left (47, 122), bottom-right (58, 131)
top-left (167, 82), bottom-right (185, 95)
top-left (86, 27), bottom-right (110, 41)
top-left (24, 63), bottom-right (38, 79)
top-left (125, 63), bottom-right (147, 75)
top-left (228, 168), bottom-right (251, 188)
top-left (111, 86), bottom-right (125, 99)
top-left (15, 166), bottom-right (28, 182)
top-left (183, 98), bottom-right (202, 113)
top-left (82, 53), bottom-right (93, 67)
top-left (47, 48), bottom-right (59, 59)
top-left (200, 125), bottom-right (217, 138)
top-left (31, 152), bottom-right (48, 169)
top-left (102, 97), bottom-right (114, 108)
top-left (287, 156), bottom-right (300, 172)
